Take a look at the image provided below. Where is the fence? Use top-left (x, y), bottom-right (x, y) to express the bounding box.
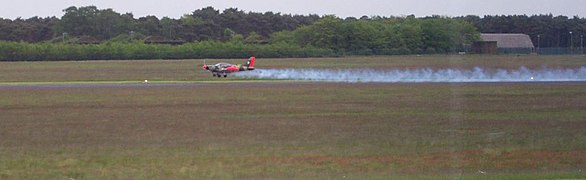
top-left (498, 48), bottom-right (533, 54)
top-left (536, 47), bottom-right (586, 55)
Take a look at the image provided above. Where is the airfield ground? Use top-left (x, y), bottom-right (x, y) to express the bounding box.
top-left (1, 55), bottom-right (586, 83)
top-left (1, 55), bottom-right (585, 179)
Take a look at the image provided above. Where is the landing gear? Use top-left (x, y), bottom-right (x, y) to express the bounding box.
top-left (211, 73), bottom-right (228, 78)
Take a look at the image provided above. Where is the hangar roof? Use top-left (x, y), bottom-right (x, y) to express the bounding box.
top-left (480, 34), bottom-right (535, 48)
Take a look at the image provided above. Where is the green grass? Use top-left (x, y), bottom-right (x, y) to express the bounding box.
top-left (1, 83), bottom-right (585, 178)
top-left (1, 55), bottom-right (586, 178)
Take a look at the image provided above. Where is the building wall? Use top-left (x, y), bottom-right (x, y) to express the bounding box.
top-left (472, 41), bottom-right (497, 54)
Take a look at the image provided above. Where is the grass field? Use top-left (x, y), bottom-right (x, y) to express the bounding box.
top-left (1, 55), bottom-right (586, 179)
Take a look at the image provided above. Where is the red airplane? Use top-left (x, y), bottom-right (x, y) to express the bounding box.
top-left (202, 56), bottom-right (256, 77)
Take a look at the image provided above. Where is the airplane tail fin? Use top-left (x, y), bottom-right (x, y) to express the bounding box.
top-left (202, 59), bottom-right (209, 70)
top-left (246, 56), bottom-right (255, 68)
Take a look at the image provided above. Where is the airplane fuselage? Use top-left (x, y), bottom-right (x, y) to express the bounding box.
top-left (202, 57), bottom-right (255, 77)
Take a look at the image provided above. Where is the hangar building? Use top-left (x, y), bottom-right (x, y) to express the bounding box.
top-left (472, 33), bottom-right (535, 54)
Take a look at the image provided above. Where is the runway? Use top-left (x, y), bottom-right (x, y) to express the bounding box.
top-left (0, 80), bottom-right (320, 89)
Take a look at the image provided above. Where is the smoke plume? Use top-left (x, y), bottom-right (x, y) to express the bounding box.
top-left (235, 67), bottom-right (586, 83)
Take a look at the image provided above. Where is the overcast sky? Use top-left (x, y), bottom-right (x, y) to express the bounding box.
top-left (1, 0), bottom-right (585, 19)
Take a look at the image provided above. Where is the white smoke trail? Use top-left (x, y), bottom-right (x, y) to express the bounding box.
top-left (234, 67), bottom-right (586, 83)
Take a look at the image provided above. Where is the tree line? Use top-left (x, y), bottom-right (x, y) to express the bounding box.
top-left (1, 6), bottom-right (585, 60)
top-left (287, 15), bottom-right (479, 54)
top-left (1, 6), bottom-right (584, 47)
top-left (0, 6), bottom-right (320, 43)
top-left (0, 16), bottom-right (480, 60)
